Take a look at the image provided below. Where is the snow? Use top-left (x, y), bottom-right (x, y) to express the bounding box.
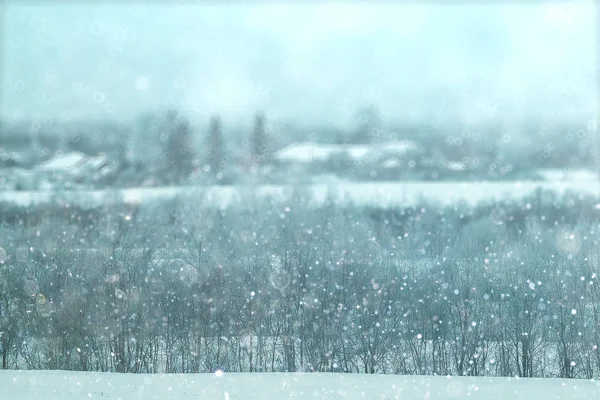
top-left (38, 152), bottom-right (89, 171)
top-left (342, 145), bottom-right (371, 160)
top-left (382, 157), bottom-right (401, 168)
top-left (274, 142), bottom-right (368, 163)
top-left (447, 161), bottom-right (467, 171)
top-left (275, 142), bottom-right (335, 162)
top-left (1, 370), bottom-right (599, 399)
top-left (0, 181), bottom-right (598, 210)
top-left (0, 150), bottom-right (28, 166)
top-left (38, 152), bottom-right (108, 173)
top-left (378, 140), bottom-right (419, 154)
top-left (274, 141), bottom-right (418, 163)
top-left (536, 168), bottom-right (598, 182)
top-left (86, 155), bottom-right (110, 172)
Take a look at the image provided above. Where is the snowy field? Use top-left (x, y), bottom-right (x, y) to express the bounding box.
top-left (2, 371), bottom-right (600, 399)
top-left (1, 180), bottom-right (599, 209)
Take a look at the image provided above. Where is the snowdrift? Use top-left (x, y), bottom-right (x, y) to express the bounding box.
top-left (2, 370), bottom-right (599, 399)
top-left (1, 181), bottom-right (599, 210)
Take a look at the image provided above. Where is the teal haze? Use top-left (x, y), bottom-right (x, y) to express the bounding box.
top-left (1, 2), bottom-right (595, 127)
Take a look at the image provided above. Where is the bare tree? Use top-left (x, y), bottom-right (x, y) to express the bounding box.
top-left (166, 110), bottom-right (195, 183)
top-left (207, 114), bottom-right (225, 176)
top-left (250, 112), bottom-right (267, 167)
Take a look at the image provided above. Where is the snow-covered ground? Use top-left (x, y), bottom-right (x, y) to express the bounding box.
top-left (1, 370), bottom-right (599, 399)
top-left (1, 181), bottom-right (599, 210)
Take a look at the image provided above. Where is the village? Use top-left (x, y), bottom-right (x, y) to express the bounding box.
top-left (1, 110), bottom-right (596, 192)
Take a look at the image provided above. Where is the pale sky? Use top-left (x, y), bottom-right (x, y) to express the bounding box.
top-left (1, 2), bottom-right (596, 127)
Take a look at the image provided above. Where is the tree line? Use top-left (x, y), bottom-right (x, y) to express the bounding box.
top-left (0, 189), bottom-right (599, 377)
top-left (130, 110), bottom-right (268, 185)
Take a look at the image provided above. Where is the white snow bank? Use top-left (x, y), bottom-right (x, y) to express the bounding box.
top-left (38, 152), bottom-right (109, 173)
top-left (378, 140), bottom-right (419, 154)
top-left (1, 370), bottom-right (599, 400)
top-left (38, 152), bottom-right (90, 171)
top-left (1, 181), bottom-right (599, 210)
top-left (274, 141), bottom-right (418, 163)
top-left (536, 168), bottom-right (598, 182)
top-left (274, 142), bottom-right (369, 162)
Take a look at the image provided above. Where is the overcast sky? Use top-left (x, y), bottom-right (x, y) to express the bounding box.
top-left (1, 2), bottom-right (596, 127)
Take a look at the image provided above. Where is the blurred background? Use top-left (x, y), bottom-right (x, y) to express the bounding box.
top-left (0, 2), bottom-right (597, 190)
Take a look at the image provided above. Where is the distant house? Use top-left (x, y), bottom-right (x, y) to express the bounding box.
top-left (274, 142), bottom-right (364, 163)
top-left (0, 150), bottom-right (28, 169)
top-left (0, 167), bottom-right (38, 190)
top-left (446, 161), bottom-right (467, 172)
top-left (38, 151), bottom-right (112, 184)
top-left (372, 141), bottom-right (422, 167)
top-left (535, 168), bottom-right (599, 182)
top-left (382, 158), bottom-right (401, 169)
top-left (274, 141), bottom-right (420, 165)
